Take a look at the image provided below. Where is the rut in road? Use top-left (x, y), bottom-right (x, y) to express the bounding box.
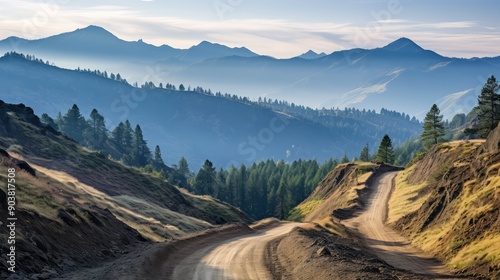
top-left (171, 223), bottom-right (306, 280)
top-left (343, 172), bottom-right (453, 278)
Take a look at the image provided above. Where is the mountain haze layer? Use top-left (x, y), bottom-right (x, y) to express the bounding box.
top-left (0, 53), bottom-right (420, 167)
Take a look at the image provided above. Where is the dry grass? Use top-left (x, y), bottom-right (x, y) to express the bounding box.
top-left (288, 198), bottom-right (324, 221)
top-left (388, 166), bottom-right (430, 224)
top-left (315, 216), bottom-right (350, 238)
top-left (397, 141), bottom-right (500, 275)
top-left (21, 161), bottom-right (218, 241)
top-left (449, 234), bottom-right (500, 270)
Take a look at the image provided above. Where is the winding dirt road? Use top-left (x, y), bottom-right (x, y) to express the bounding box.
top-left (344, 172), bottom-right (451, 278)
top-left (171, 222), bottom-right (306, 280)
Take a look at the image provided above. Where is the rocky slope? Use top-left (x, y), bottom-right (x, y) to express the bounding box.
top-left (0, 101), bottom-right (250, 279)
top-left (390, 125), bottom-right (500, 279)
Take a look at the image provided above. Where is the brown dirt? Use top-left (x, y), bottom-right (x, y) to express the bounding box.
top-left (297, 163), bottom-right (403, 223)
top-left (56, 223), bottom-right (253, 280)
top-left (267, 225), bottom-right (425, 280)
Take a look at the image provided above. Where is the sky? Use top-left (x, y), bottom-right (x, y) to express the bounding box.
top-left (1, 0), bottom-right (499, 58)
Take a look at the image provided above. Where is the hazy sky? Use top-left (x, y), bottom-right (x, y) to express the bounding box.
top-left (1, 0), bottom-right (499, 58)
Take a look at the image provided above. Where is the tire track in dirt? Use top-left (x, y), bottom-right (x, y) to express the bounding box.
top-left (171, 222), bottom-right (307, 280)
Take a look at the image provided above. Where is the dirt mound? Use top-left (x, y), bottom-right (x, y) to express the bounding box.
top-left (393, 132), bottom-right (500, 279)
top-left (267, 226), bottom-right (425, 279)
top-left (291, 163), bottom-right (402, 222)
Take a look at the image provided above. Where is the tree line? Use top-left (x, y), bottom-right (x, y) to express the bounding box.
top-left (39, 104), bottom-right (190, 185)
top-left (190, 158), bottom-right (337, 219)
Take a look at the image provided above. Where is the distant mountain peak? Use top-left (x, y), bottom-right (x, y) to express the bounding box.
top-left (185, 40), bottom-right (257, 59)
top-left (69, 25), bottom-right (118, 39)
top-left (382, 37), bottom-right (424, 53)
top-left (197, 40), bottom-right (215, 46)
top-left (298, 50), bottom-right (327, 59)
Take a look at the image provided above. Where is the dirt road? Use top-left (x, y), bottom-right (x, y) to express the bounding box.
top-left (171, 222), bottom-right (305, 280)
top-left (344, 172), bottom-right (451, 277)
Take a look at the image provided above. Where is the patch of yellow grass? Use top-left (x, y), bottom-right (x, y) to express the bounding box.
top-left (357, 171), bottom-right (373, 185)
top-left (315, 216), bottom-right (349, 238)
top-left (410, 173), bottom-right (499, 270)
top-left (387, 166), bottom-right (430, 224)
top-left (450, 234), bottom-right (500, 270)
top-left (288, 199), bottom-right (324, 221)
top-left (27, 162), bottom-right (214, 241)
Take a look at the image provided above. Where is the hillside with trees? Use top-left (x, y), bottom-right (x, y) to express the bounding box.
top-left (190, 158), bottom-right (337, 219)
top-left (0, 52), bottom-right (422, 168)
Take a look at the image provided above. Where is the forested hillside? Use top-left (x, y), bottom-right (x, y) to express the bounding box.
top-left (190, 158), bottom-right (337, 220)
top-left (0, 52), bottom-right (422, 168)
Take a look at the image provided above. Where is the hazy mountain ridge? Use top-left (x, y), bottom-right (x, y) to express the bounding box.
top-left (0, 25), bottom-right (258, 64)
top-left (2, 26), bottom-right (499, 119)
top-left (0, 53), bottom-right (421, 168)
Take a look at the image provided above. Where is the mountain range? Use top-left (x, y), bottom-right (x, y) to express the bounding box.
top-left (1, 25), bottom-right (499, 119)
top-left (0, 53), bottom-right (420, 168)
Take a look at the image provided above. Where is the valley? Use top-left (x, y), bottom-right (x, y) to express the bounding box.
top-left (1, 9), bottom-right (500, 279)
top-left (1, 98), bottom-right (499, 279)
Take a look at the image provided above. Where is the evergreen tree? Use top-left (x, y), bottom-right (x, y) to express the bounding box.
top-left (111, 122), bottom-right (125, 148)
top-left (61, 104), bottom-right (87, 143)
top-left (276, 169), bottom-right (292, 219)
top-left (476, 75), bottom-right (500, 138)
top-left (123, 120), bottom-right (133, 151)
top-left (359, 143), bottom-right (370, 162)
top-left (421, 104), bottom-right (445, 148)
top-left (376, 134), bottom-right (395, 164)
top-left (177, 157), bottom-right (190, 178)
top-left (237, 165), bottom-right (247, 208)
top-left (215, 168), bottom-right (228, 200)
top-left (225, 166), bottom-right (238, 205)
top-left (195, 160), bottom-right (216, 195)
top-left (153, 145), bottom-right (165, 169)
top-left (84, 108), bottom-right (108, 150)
top-left (341, 151), bottom-right (350, 163)
top-left (132, 124), bottom-right (151, 166)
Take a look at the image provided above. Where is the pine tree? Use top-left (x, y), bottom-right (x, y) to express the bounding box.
top-left (132, 124), bottom-right (151, 166)
top-left (341, 151), bottom-right (350, 163)
top-left (84, 108), bottom-right (108, 150)
top-left (195, 160), bottom-right (216, 195)
top-left (476, 75), bottom-right (500, 138)
top-left (359, 143), bottom-right (370, 162)
top-left (123, 120), bottom-right (133, 152)
top-left (111, 122), bottom-right (125, 148)
top-left (421, 104), bottom-right (445, 148)
top-left (177, 157), bottom-right (190, 178)
top-left (61, 104), bottom-right (87, 143)
top-left (153, 145), bottom-right (165, 169)
top-left (215, 168), bottom-right (228, 200)
top-left (376, 134), bottom-right (395, 164)
top-left (276, 168), bottom-right (292, 219)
